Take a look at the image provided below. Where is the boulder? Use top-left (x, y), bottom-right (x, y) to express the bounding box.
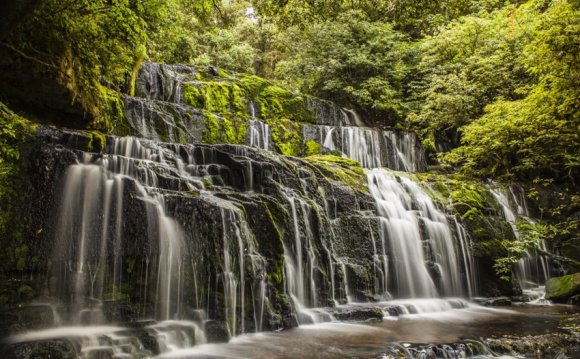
top-left (545, 273), bottom-right (580, 303)
top-left (204, 320), bottom-right (231, 343)
top-left (331, 307), bottom-right (384, 322)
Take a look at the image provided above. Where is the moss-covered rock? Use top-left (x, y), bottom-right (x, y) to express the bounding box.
top-left (545, 273), bottom-right (580, 303)
top-left (303, 155), bottom-right (366, 192)
top-left (305, 140), bottom-right (321, 156)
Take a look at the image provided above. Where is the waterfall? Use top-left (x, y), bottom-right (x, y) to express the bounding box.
top-left (53, 138), bottom-right (188, 324)
top-left (490, 186), bottom-right (550, 289)
top-left (366, 169), bottom-right (474, 298)
top-left (246, 120), bottom-right (272, 150)
top-left (304, 125), bottom-right (426, 172)
top-left (245, 102), bottom-right (272, 151)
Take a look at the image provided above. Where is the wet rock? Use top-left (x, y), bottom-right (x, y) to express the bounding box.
top-left (208, 66), bottom-right (219, 76)
top-left (204, 320), bottom-right (231, 343)
top-left (384, 305), bottom-right (405, 317)
top-left (545, 273), bottom-right (580, 303)
top-left (567, 294), bottom-right (580, 306)
top-left (0, 303), bottom-right (58, 336)
top-left (331, 307), bottom-right (383, 322)
top-left (1, 339), bottom-right (78, 359)
top-left (486, 332), bottom-right (580, 358)
top-left (483, 297), bottom-right (512, 306)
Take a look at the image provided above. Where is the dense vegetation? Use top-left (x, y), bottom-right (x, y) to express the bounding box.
top-left (0, 0), bottom-right (578, 281)
top-left (1, 0), bottom-right (576, 182)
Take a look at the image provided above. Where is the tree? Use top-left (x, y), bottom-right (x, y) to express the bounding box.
top-left (275, 11), bottom-right (408, 124)
top-left (408, 4), bottom-right (538, 147)
top-left (444, 0), bottom-right (579, 183)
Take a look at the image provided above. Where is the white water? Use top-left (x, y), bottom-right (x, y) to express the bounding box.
top-left (246, 102), bottom-right (272, 150)
top-left (490, 186), bottom-right (550, 289)
top-left (310, 125), bottom-right (424, 171)
top-left (366, 169), bottom-right (475, 298)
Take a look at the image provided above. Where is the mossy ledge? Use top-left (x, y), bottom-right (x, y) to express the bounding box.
top-left (127, 63), bottom-right (319, 156)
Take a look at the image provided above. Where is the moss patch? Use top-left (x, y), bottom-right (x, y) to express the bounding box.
top-left (87, 131), bottom-right (106, 152)
top-left (201, 112), bottom-right (247, 145)
top-left (304, 155), bottom-right (366, 192)
top-left (267, 118), bottom-right (303, 156)
top-left (545, 273), bottom-right (580, 303)
top-left (305, 140), bottom-right (321, 156)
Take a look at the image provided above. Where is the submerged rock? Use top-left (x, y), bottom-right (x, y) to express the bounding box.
top-left (483, 297), bottom-right (512, 306)
top-left (486, 332), bottom-right (580, 358)
top-left (330, 307), bottom-right (384, 322)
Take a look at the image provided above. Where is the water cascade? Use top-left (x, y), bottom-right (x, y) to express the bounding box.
top-left (5, 62), bottom-right (562, 359)
top-left (490, 186), bottom-right (550, 290)
top-left (304, 124), bottom-right (426, 172)
top-left (246, 102), bottom-right (272, 150)
top-left (366, 169), bottom-right (475, 298)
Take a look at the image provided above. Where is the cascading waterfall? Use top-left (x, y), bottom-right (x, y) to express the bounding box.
top-left (45, 136), bottom-right (287, 355)
top-left (366, 169), bottom-right (475, 298)
top-left (245, 101), bottom-right (272, 150)
top-left (490, 186), bottom-right (550, 290)
top-left (282, 194), bottom-right (333, 324)
top-left (306, 124), bottom-right (425, 172)
top-left (53, 138), bottom-right (191, 323)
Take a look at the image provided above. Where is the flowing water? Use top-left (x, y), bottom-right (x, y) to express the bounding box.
top-left (490, 186), bottom-right (551, 290)
top-left (304, 125), bottom-right (425, 171)
top-left (366, 169), bottom-right (475, 298)
top-left (152, 305), bottom-right (577, 359)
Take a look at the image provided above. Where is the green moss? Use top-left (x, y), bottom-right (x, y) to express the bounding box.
top-left (267, 118), bottom-right (303, 156)
top-left (201, 112), bottom-right (247, 145)
top-left (304, 155), bottom-right (367, 192)
top-left (87, 131), bottom-right (106, 152)
top-left (17, 284), bottom-right (34, 301)
top-left (231, 84), bottom-right (247, 115)
top-left (545, 273), bottom-right (580, 302)
top-left (15, 245), bottom-right (28, 271)
top-left (236, 74), bottom-right (316, 123)
top-left (305, 140), bottom-right (321, 156)
top-left (90, 86), bottom-right (124, 133)
top-left (183, 84), bottom-right (203, 108)
top-left (0, 103), bottom-right (37, 275)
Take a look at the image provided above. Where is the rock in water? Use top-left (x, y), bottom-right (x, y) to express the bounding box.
top-left (545, 273), bottom-right (580, 304)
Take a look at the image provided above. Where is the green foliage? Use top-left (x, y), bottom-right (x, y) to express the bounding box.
top-left (494, 220), bottom-right (554, 281)
top-left (409, 4), bottom-right (539, 144)
top-left (440, 0), bottom-right (579, 182)
top-left (147, 0), bottom-right (258, 73)
top-left (0, 102), bottom-right (35, 274)
top-left (2, 0), bottom-right (146, 128)
top-left (256, 0), bottom-right (512, 37)
top-left (276, 11), bottom-right (409, 123)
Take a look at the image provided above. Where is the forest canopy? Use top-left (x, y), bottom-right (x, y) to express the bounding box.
top-left (0, 0), bottom-right (578, 185)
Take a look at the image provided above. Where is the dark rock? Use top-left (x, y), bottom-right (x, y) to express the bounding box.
top-left (567, 294), bottom-right (580, 305)
top-left (204, 320), bottom-right (231, 343)
top-left (484, 297), bottom-right (512, 306)
top-left (208, 66), bottom-right (219, 76)
top-left (1, 339), bottom-right (78, 359)
top-left (331, 307), bottom-right (383, 322)
top-left (486, 332), bottom-right (580, 358)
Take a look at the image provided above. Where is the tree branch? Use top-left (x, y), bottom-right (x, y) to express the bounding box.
top-left (0, 41), bottom-right (70, 78)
